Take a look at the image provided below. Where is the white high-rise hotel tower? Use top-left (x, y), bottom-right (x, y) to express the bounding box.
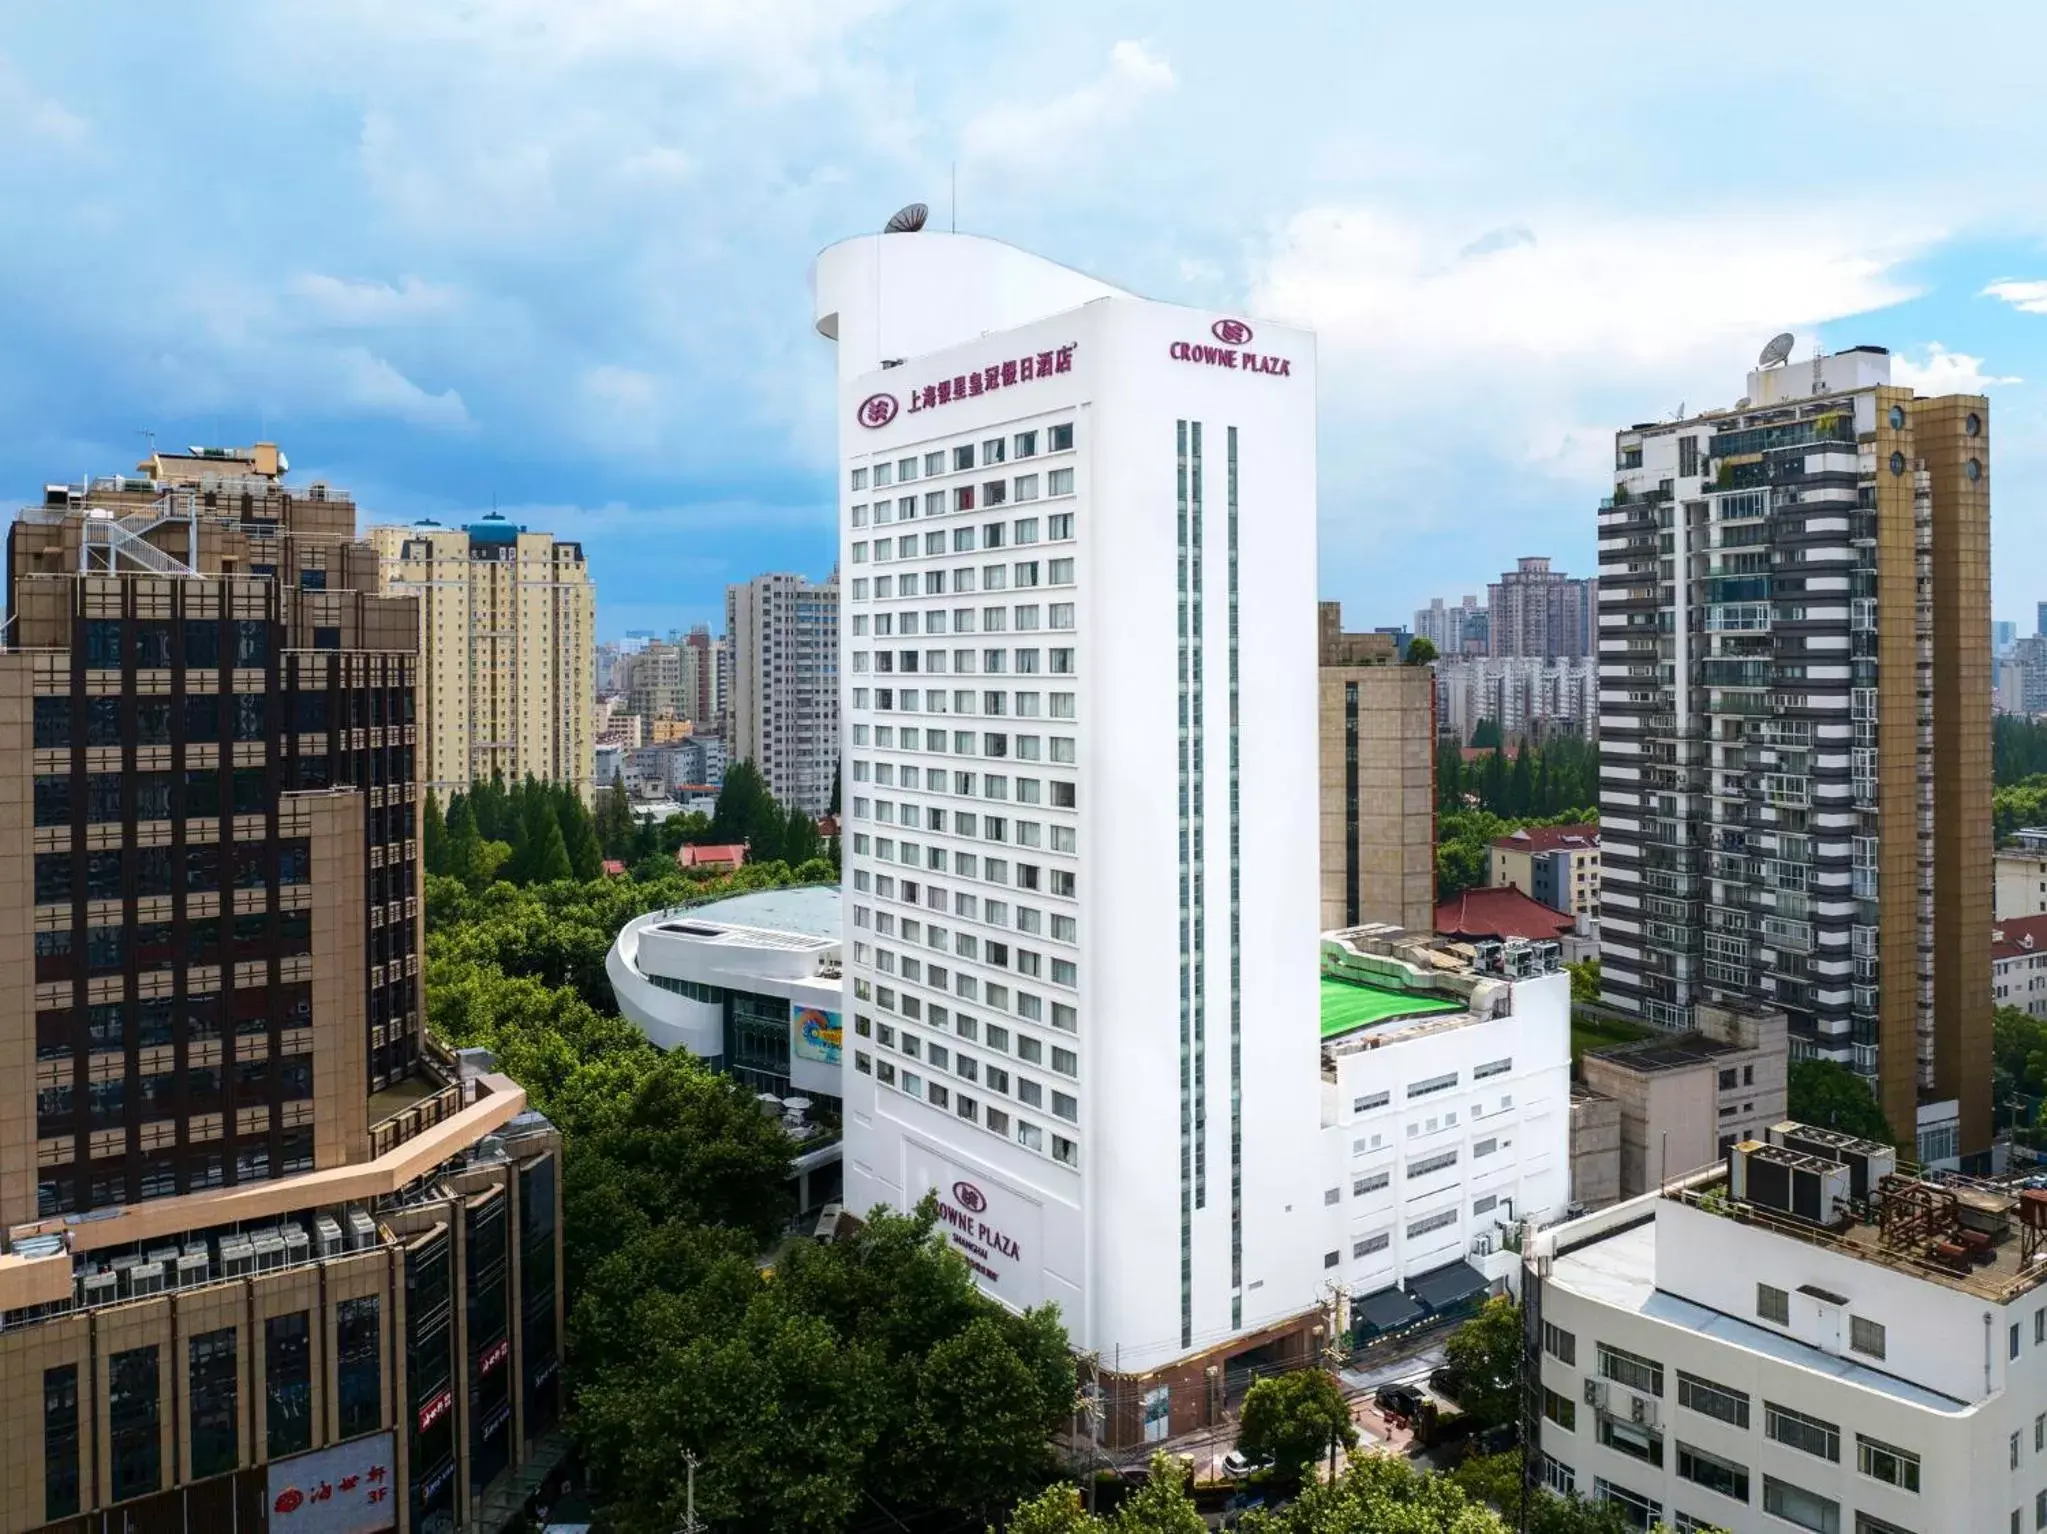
top-left (815, 228), bottom-right (1325, 1383)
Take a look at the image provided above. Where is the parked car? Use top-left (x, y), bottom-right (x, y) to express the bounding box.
top-left (1375, 1382), bottom-right (1425, 1418)
top-left (1428, 1366), bottom-right (1462, 1401)
top-left (1221, 1449), bottom-right (1270, 1480)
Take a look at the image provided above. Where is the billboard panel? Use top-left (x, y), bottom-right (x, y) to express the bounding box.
top-left (267, 1433), bottom-right (398, 1534)
top-left (791, 1004), bottom-right (842, 1065)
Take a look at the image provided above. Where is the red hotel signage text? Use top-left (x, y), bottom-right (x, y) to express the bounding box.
top-left (935, 1183), bottom-right (1022, 1288)
top-left (858, 345), bottom-right (1077, 427)
top-left (1169, 336), bottom-right (1292, 376)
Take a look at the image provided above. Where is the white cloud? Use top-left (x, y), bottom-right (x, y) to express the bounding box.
top-left (1984, 279), bottom-right (2047, 316)
top-left (0, 55), bottom-right (87, 149)
top-left (1889, 343), bottom-right (2021, 394)
top-left (962, 41), bottom-right (1174, 167)
top-left (1253, 204), bottom-right (1929, 379)
top-left (616, 145), bottom-right (697, 186)
top-left (332, 348), bottom-right (470, 429)
top-left (287, 273), bottom-right (462, 326)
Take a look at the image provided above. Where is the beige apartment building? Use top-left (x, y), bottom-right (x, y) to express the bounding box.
top-left (0, 447), bottom-right (564, 1533)
top-left (1316, 603), bottom-right (1435, 933)
top-left (725, 572), bottom-right (839, 814)
top-left (368, 516), bottom-right (595, 804)
top-left (1577, 1000), bottom-right (1790, 1201)
top-left (1997, 838), bottom-right (2047, 920)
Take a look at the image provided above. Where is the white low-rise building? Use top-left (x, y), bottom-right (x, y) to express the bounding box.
top-left (1316, 927), bottom-right (1573, 1343)
top-left (608, 886), bottom-right (845, 1108)
top-left (1528, 1128), bottom-right (2047, 1533)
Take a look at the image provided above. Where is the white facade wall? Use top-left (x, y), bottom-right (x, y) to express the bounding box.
top-left (1534, 1193), bottom-right (2047, 1534)
top-left (817, 233), bottom-right (1322, 1371)
top-left (1318, 970), bottom-right (1572, 1295)
top-left (607, 907), bottom-right (844, 1100)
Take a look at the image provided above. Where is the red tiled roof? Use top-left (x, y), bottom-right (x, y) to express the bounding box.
top-left (1435, 885), bottom-right (1574, 942)
top-left (600, 859), bottom-right (627, 876)
top-left (1994, 914), bottom-right (2047, 963)
top-left (675, 843), bottom-right (748, 869)
top-left (1491, 823), bottom-right (1600, 854)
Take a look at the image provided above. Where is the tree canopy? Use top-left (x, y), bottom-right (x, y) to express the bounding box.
top-left (1236, 1369), bottom-right (1358, 1492)
top-left (1786, 1059), bottom-right (1896, 1145)
top-left (1437, 734), bottom-right (1598, 822)
top-left (1443, 1297), bottom-right (1520, 1430)
top-left (1996, 714), bottom-right (2047, 786)
top-left (1435, 808), bottom-right (1598, 902)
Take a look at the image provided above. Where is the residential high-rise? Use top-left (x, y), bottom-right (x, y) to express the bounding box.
top-left (618, 640), bottom-right (685, 724)
top-left (725, 571), bottom-right (839, 813)
top-left (1412, 594), bottom-right (1489, 657)
top-left (1488, 556), bottom-right (1595, 659)
top-left (681, 623), bottom-right (724, 727)
top-left (1434, 655), bottom-right (1599, 743)
top-left (1318, 604), bottom-right (1436, 933)
top-left (1595, 345), bottom-right (1991, 1161)
top-left (367, 514), bottom-right (595, 804)
top-left (0, 447), bottom-right (564, 1533)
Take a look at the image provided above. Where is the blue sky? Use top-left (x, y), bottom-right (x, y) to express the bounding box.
top-left (4, 2), bottom-right (2047, 639)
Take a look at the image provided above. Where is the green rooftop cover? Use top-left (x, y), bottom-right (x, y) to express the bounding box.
top-left (1319, 975), bottom-right (1463, 1039)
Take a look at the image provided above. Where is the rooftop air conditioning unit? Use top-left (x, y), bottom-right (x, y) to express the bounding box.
top-left (80, 1271), bottom-right (117, 1307)
top-left (280, 1224), bottom-right (310, 1266)
top-left (127, 1262), bottom-right (165, 1298)
top-left (176, 1252), bottom-right (210, 1288)
top-left (313, 1215), bottom-right (345, 1259)
top-left (250, 1231), bottom-right (286, 1272)
top-left (219, 1237), bottom-right (255, 1278)
top-left (346, 1208), bottom-right (378, 1251)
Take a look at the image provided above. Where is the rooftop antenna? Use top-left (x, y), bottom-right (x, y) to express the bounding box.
top-left (1757, 332), bottom-right (1795, 370)
top-left (1811, 340), bottom-right (1825, 396)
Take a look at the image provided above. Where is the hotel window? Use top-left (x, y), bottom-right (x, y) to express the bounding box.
top-left (1473, 1057), bottom-right (1513, 1079)
top-left (188, 1328), bottom-right (239, 1479)
top-left (1048, 468), bottom-right (1074, 496)
top-left (982, 438), bottom-right (1005, 465)
top-left (1014, 430), bottom-right (1038, 458)
top-left (851, 467), bottom-right (867, 490)
top-left (1598, 1416), bottom-right (1662, 1468)
top-left (1542, 1321), bottom-right (1576, 1365)
top-left (1406, 1207), bottom-right (1457, 1239)
top-left (1855, 1435), bottom-right (1919, 1493)
top-left (1675, 1442), bottom-right (1748, 1504)
top-left (1015, 474), bottom-right (1041, 502)
top-left (1676, 1371), bottom-right (1747, 1429)
top-left (1761, 1477), bottom-right (1838, 1534)
top-left (1353, 1170), bottom-right (1389, 1195)
top-left (109, 1345), bottom-right (162, 1503)
top-left (926, 490), bottom-right (945, 516)
top-left (956, 486), bottom-right (976, 512)
top-left (1408, 1072), bottom-right (1458, 1100)
top-left (1764, 1402), bottom-right (1840, 1463)
top-left (1049, 512), bottom-right (1073, 539)
top-left (925, 451), bottom-right (946, 476)
top-left (1354, 1231), bottom-right (1390, 1257)
top-left (1048, 422), bottom-right (1073, 451)
top-left (1597, 1343), bottom-right (1663, 1397)
top-left (44, 1365), bottom-right (80, 1520)
top-left (873, 462), bottom-right (893, 487)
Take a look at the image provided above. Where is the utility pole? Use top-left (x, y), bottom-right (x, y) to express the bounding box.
top-left (1080, 1351), bottom-right (1103, 1515)
top-left (673, 1451), bottom-right (703, 1534)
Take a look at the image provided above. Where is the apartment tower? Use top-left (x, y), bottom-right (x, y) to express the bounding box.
top-left (0, 448), bottom-right (564, 1533)
top-left (724, 571), bottom-right (839, 814)
top-left (1595, 345), bottom-right (1991, 1161)
top-left (368, 515), bottom-right (595, 805)
top-left (1317, 603), bottom-right (1437, 933)
top-left (1488, 556), bottom-right (1595, 660)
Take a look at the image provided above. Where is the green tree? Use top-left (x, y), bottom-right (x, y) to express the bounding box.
top-left (530, 815), bottom-right (575, 883)
top-left (444, 793), bottom-right (485, 889)
top-left (1565, 959), bottom-right (1601, 1007)
top-left (1405, 635), bottom-right (1438, 665)
top-left (1238, 1455), bottom-right (1505, 1533)
top-left (596, 772), bottom-right (634, 859)
top-left (1787, 1059), bottom-right (1895, 1143)
top-left (1450, 1453), bottom-right (1639, 1534)
top-left (1001, 1455), bottom-right (1203, 1534)
top-left (1236, 1369), bottom-right (1357, 1492)
top-left (781, 802), bottom-right (822, 866)
top-left (1443, 1296), bottom-right (1520, 1429)
top-left (711, 758), bottom-right (779, 851)
top-left (1470, 719), bottom-right (1503, 750)
top-left (422, 792), bottom-right (447, 876)
top-left (562, 796), bottom-right (604, 880)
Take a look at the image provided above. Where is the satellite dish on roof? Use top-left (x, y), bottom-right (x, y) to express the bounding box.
top-left (884, 202), bottom-right (928, 234)
top-left (1758, 332), bottom-right (1796, 369)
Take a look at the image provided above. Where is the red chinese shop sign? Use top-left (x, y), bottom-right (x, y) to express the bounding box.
top-left (857, 344), bottom-right (1078, 428)
top-left (267, 1432), bottom-right (397, 1534)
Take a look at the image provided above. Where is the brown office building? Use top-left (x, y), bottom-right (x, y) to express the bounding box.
top-left (1316, 603), bottom-right (1436, 934)
top-left (1597, 347), bottom-right (1992, 1164)
top-left (0, 447), bottom-right (564, 1533)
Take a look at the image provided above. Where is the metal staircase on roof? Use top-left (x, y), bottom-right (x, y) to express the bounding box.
top-left (79, 490), bottom-right (200, 577)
